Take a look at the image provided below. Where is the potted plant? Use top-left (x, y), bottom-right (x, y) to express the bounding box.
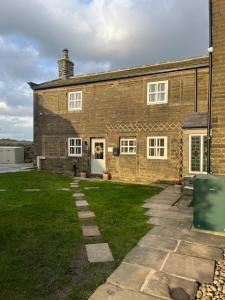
top-left (103, 170), bottom-right (110, 180)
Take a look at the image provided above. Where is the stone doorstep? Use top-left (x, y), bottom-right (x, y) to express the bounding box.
top-left (78, 211), bottom-right (95, 219)
top-left (82, 225), bottom-right (101, 237)
top-left (85, 243), bottom-right (114, 263)
top-left (107, 262), bottom-right (152, 291)
top-left (123, 245), bottom-right (168, 270)
top-left (75, 200), bottom-right (89, 207)
top-left (162, 252), bottom-right (215, 283)
top-left (176, 241), bottom-right (224, 260)
top-left (72, 193), bottom-right (85, 197)
top-left (147, 217), bottom-right (193, 230)
top-left (89, 283), bottom-right (161, 300)
top-left (138, 234), bottom-right (179, 252)
top-left (141, 270), bottom-right (198, 300)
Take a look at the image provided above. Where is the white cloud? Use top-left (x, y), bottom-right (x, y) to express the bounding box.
top-left (0, 0), bottom-right (209, 140)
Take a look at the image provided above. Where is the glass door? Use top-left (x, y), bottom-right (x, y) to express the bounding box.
top-left (189, 134), bottom-right (207, 174)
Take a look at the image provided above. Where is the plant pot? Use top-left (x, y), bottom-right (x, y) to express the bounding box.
top-left (103, 173), bottom-right (109, 180)
top-left (80, 172), bottom-right (87, 179)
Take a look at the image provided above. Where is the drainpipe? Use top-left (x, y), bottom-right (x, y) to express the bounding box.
top-left (207, 0), bottom-right (213, 174)
top-left (194, 68), bottom-right (198, 112)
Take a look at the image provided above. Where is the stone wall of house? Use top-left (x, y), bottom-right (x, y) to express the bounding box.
top-left (211, 0), bottom-right (225, 175)
top-left (33, 63), bottom-right (209, 182)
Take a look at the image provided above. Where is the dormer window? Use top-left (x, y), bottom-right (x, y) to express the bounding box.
top-left (68, 91), bottom-right (82, 110)
top-left (147, 81), bottom-right (168, 104)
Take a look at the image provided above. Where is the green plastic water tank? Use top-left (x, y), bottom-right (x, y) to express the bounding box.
top-left (193, 175), bottom-right (225, 233)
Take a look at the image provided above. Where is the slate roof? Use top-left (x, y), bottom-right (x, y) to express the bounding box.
top-left (28, 55), bottom-right (209, 90)
top-left (183, 112), bottom-right (208, 129)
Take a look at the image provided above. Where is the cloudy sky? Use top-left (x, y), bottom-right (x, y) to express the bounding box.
top-left (0, 0), bottom-right (209, 140)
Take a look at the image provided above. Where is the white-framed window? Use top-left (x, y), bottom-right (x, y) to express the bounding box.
top-left (68, 91), bottom-right (82, 110)
top-left (189, 134), bottom-right (207, 174)
top-left (120, 138), bottom-right (137, 155)
top-left (147, 137), bottom-right (167, 159)
top-left (147, 81), bottom-right (168, 104)
top-left (68, 138), bottom-right (82, 157)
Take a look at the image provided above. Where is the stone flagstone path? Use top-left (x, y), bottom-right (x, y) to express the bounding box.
top-left (90, 185), bottom-right (225, 300)
top-left (71, 177), bottom-right (114, 263)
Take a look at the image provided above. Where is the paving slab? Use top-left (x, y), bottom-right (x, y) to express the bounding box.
top-left (90, 283), bottom-right (162, 300)
top-left (0, 189), bottom-right (6, 191)
top-left (186, 230), bottom-right (225, 248)
top-left (148, 226), bottom-right (190, 241)
top-left (84, 187), bottom-right (99, 190)
top-left (138, 234), bottom-right (178, 252)
top-left (162, 253), bottom-right (215, 282)
top-left (78, 211), bottom-right (95, 219)
top-left (24, 189), bottom-right (40, 191)
top-left (142, 270), bottom-right (198, 300)
top-left (73, 192), bottom-right (85, 197)
top-left (108, 262), bottom-right (151, 291)
top-left (142, 203), bottom-right (171, 210)
top-left (176, 241), bottom-right (223, 260)
top-left (124, 245), bottom-right (168, 270)
top-left (82, 225), bottom-right (100, 237)
top-left (57, 188), bottom-right (70, 191)
top-left (85, 243), bottom-right (114, 262)
top-left (147, 217), bottom-right (192, 230)
top-left (145, 209), bottom-right (192, 220)
top-left (75, 200), bottom-right (89, 207)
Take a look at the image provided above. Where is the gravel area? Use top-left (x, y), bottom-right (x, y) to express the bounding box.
top-left (196, 248), bottom-right (225, 300)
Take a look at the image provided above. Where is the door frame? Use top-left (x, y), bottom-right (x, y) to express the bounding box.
top-left (91, 138), bottom-right (106, 174)
top-left (189, 133), bottom-right (207, 174)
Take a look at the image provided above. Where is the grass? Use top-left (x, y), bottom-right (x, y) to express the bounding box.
top-left (0, 171), bottom-right (161, 300)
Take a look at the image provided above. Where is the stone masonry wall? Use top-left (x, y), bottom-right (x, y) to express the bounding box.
top-left (34, 65), bottom-right (209, 182)
top-left (211, 0), bottom-right (225, 175)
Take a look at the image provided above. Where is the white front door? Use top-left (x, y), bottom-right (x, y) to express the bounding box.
top-left (91, 139), bottom-right (106, 174)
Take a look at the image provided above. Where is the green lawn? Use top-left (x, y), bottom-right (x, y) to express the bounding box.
top-left (0, 171), bottom-right (160, 300)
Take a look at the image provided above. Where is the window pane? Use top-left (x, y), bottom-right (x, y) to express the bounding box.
top-left (70, 139), bottom-right (75, 146)
top-left (159, 138), bottom-right (164, 147)
top-left (158, 83), bottom-right (165, 92)
top-left (203, 136), bottom-right (208, 172)
top-left (75, 101), bottom-right (81, 108)
top-left (191, 136), bottom-right (201, 172)
top-left (150, 148), bottom-right (155, 156)
top-left (150, 139), bottom-right (155, 147)
top-left (158, 92), bottom-right (165, 101)
top-left (76, 92), bottom-right (81, 100)
top-left (149, 84), bottom-right (157, 93)
top-left (149, 93), bottom-right (156, 102)
top-left (76, 139), bottom-right (81, 146)
top-left (160, 148), bottom-right (164, 157)
top-left (70, 93), bottom-right (75, 100)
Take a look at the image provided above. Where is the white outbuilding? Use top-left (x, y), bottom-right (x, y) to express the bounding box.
top-left (0, 147), bottom-right (24, 164)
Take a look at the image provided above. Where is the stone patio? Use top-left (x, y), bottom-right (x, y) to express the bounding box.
top-left (90, 185), bottom-right (225, 300)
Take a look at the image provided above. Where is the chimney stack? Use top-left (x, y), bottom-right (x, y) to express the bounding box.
top-left (58, 48), bottom-right (74, 79)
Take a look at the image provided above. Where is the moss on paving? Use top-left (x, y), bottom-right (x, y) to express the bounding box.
top-left (0, 172), bottom-right (160, 300)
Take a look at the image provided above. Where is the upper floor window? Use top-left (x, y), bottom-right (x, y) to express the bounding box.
top-left (147, 81), bottom-right (168, 104)
top-left (147, 136), bottom-right (167, 159)
top-left (68, 91), bottom-right (82, 110)
top-left (68, 138), bottom-right (82, 157)
top-left (120, 138), bottom-right (137, 154)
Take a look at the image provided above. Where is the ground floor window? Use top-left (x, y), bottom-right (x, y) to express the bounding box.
top-left (120, 138), bottom-right (137, 154)
top-left (189, 134), bottom-right (207, 173)
top-left (147, 136), bottom-right (167, 159)
top-left (68, 138), bottom-right (82, 157)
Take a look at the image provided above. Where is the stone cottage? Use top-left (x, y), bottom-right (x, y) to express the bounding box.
top-left (28, 0), bottom-right (225, 183)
